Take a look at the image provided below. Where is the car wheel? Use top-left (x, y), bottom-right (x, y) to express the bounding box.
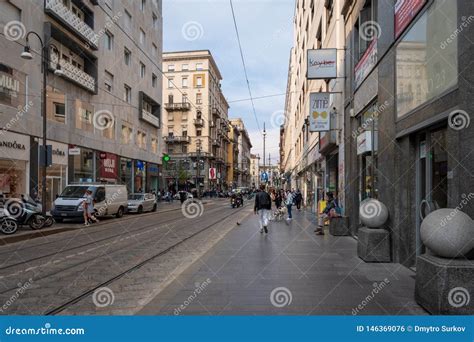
top-left (116, 206), bottom-right (124, 218)
top-left (138, 206), bottom-right (143, 214)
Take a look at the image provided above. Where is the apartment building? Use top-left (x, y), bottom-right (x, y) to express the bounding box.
top-left (249, 153), bottom-right (260, 189)
top-left (281, 0), bottom-right (346, 213)
top-left (229, 118), bottom-right (252, 188)
top-left (226, 123), bottom-right (240, 188)
top-left (162, 50), bottom-right (231, 191)
top-left (0, 0), bottom-right (163, 208)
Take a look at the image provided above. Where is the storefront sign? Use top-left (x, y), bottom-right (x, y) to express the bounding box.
top-left (307, 49), bottom-right (337, 79)
top-left (354, 39), bottom-right (378, 90)
top-left (357, 131), bottom-right (377, 155)
top-left (99, 153), bottom-right (118, 179)
top-left (309, 93), bottom-right (332, 132)
top-left (0, 131), bottom-right (30, 161)
top-left (68, 147), bottom-right (81, 155)
top-left (209, 168), bottom-right (216, 180)
top-left (395, 0), bottom-right (426, 38)
top-left (0, 63), bottom-right (26, 108)
top-left (47, 140), bottom-right (68, 166)
top-left (147, 163), bottom-right (159, 176)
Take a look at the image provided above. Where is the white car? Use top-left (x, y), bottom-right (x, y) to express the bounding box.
top-left (127, 193), bottom-right (157, 213)
top-left (173, 192), bottom-right (193, 200)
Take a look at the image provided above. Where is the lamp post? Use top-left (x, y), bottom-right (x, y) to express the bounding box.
top-left (21, 31), bottom-right (62, 215)
top-left (262, 122), bottom-right (266, 172)
top-left (196, 138), bottom-right (202, 199)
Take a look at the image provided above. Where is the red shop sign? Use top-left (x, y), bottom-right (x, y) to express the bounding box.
top-left (394, 0), bottom-right (426, 38)
top-left (99, 153), bottom-right (118, 179)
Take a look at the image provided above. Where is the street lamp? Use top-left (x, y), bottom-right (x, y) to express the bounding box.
top-left (262, 122), bottom-right (266, 172)
top-left (21, 31), bottom-right (63, 215)
top-left (196, 138), bottom-right (202, 199)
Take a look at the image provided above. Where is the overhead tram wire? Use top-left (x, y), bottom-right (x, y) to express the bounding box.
top-left (229, 0), bottom-right (261, 132)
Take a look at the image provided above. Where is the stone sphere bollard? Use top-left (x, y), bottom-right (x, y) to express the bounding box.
top-left (420, 209), bottom-right (474, 258)
top-left (359, 199), bottom-right (389, 228)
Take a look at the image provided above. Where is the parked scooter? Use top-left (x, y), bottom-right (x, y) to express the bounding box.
top-left (230, 195), bottom-right (243, 208)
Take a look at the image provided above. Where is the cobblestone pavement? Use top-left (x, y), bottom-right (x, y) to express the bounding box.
top-left (139, 209), bottom-right (427, 315)
top-left (0, 199), bottom-right (249, 315)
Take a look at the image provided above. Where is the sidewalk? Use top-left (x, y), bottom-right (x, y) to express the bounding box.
top-left (140, 209), bottom-right (427, 315)
top-left (0, 200), bottom-right (208, 245)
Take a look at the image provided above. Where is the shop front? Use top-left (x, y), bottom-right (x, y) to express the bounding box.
top-left (43, 140), bottom-right (68, 210)
top-left (120, 157), bottom-right (133, 193)
top-left (134, 160), bottom-right (147, 193)
top-left (146, 163), bottom-right (159, 192)
top-left (0, 131), bottom-right (30, 197)
top-left (69, 146), bottom-right (94, 183)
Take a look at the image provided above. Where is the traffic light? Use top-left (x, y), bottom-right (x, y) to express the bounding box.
top-left (162, 154), bottom-right (170, 163)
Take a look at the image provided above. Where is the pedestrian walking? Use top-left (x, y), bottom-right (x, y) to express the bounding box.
top-left (295, 189), bottom-right (303, 210)
top-left (83, 189), bottom-right (98, 226)
top-left (275, 189), bottom-right (283, 209)
top-left (285, 189), bottom-right (294, 221)
top-left (254, 184), bottom-right (272, 234)
top-left (315, 192), bottom-right (341, 235)
top-left (179, 190), bottom-right (187, 204)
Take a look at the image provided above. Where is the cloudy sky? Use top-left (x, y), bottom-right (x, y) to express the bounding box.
top-left (162, 0), bottom-right (295, 166)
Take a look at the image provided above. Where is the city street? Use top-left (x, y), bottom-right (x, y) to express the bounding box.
top-left (0, 199), bottom-right (425, 315)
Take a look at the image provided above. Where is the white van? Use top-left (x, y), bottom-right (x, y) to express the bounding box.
top-left (51, 184), bottom-right (128, 222)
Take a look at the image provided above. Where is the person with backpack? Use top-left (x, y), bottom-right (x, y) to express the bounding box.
top-left (315, 192), bottom-right (341, 235)
top-left (294, 189), bottom-right (303, 210)
top-left (254, 184), bottom-right (272, 234)
top-left (285, 189), bottom-right (294, 221)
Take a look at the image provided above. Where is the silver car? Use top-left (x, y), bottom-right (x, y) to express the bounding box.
top-left (127, 193), bottom-right (157, 213)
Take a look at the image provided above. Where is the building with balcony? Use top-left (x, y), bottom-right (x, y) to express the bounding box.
top-left (230, 118), bottom-right (252, 187)
top-left (0, 0), bottom-right (163, 208)
top-left (281, 0), bottom-right (345, 213)
top-left (162, 50), bottom-right (231, 191)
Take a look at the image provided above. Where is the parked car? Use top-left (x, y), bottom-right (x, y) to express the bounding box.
top-left (127, 193), bottom-right (157, 213)
top-left (51, 184), bottom-right (128, 222)
top-left (173, 192), bottom-right (193, 200)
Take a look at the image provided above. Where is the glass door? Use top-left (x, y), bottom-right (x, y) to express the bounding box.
top-left (416, 128), bottom-right (448, 256)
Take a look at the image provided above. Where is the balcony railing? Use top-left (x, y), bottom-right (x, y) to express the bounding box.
top-left (142, 109), bottom-right (159, 127)
top-left (50, 54), bottom-right (95, 92)
top-left (212, 107), bottom-right (220, 117)
top-left (209, 121), bottom-right (216, 128)
top-left (164, 102), bottom-right (191, 111)
top-left (193, 118), bottom-right (204, 126)
top-left (164, 136), bottom-right (191, 144)
top-left (212, 139), bottom-right (221, 147)
top-left (45, 0), bottom-right (99, 49)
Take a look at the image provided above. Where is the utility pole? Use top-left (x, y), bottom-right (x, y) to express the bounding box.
top-left (263, 122), bottom-right (266, 170)
top-left (196, 138), bottom-right (202, 199)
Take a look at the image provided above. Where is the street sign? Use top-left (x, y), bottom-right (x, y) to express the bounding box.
top-left (39, 145), bottom-right (52, 167)
top-left (309, 92), bottom-right (331, 132)
top-left (307, 49), bottom-right (337, 79)
top-left (209, 167), bottom-right (216, 180)
top-left (68, 147), bottom-right (81, 155)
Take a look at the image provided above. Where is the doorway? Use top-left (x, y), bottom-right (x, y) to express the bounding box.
top-left (415, 127), bottom-right (448, 256)
top-left (46, 176), bottom-right (63, 211)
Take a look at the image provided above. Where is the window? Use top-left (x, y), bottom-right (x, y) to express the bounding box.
top-left (139, 28), bottom-right (146, 45)
top-left (137, 130), bottom-right (147, 149)
top-left (124, 10), bottom-right (132, 31)
top-left (182, 94), bottom-right (188, 103)
top-left (104, 31), bottom-right (113, 50)
top-left (121, 125), bottom-right (133, 144)
top-left (196, 93), bottom-right (202, 104)
top-left (140, 0), bottom-right (146, 11)
top-left (168, 64), bottom-right (175, 71)
top-left (124, 84), bottom-right (131, 103)
top-left (168, 78), bottom-right (174, 88)
top-left (140, 62), bottom-right (146, 78)
top-left (124, 48), bottom-right (131, 66)
top-left (152, 43), bottom-right (157, 56)
top-left (152, 73), bottom-right (157, 88)
top-left (182, 77), bottom-right (188, 88)
top-left (325, 0), bottom-right (334, 28)
top-left (196, 63), bottom-right (203, 70)
top-left (104, 70), bottom-right (113, 92)
top-left (182, 64), bottom-right (189, 71)
top-left (54, 102), bottom-right (65, 118)
top-left (196, 76), bottom-right (203, 87)
top-left (354, 0), bottom-right (376, 62)
top-left (46, 86), bottom-right (66, 124)
top-left (396, 0), bottom-right (457, 118)
top-left (151, 137), bottom-right (158, 153)
top-left (168, 94), bottom-right (174, 103)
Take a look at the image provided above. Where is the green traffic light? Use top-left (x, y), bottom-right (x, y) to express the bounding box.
top-left (163, 154), bottom-right (170, 162)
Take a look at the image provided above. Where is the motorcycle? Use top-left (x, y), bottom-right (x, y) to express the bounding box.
top-left (0, 215), bottom-right (18, 235)
top-left (230, 196), bottom-right (243, 208)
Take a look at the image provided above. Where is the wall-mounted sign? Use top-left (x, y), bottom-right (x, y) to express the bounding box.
top-left (68, 147), bottom-right (81, 155)
top-left (354, 39), bottom-right (378, 90)
top-left (395, 0), bottom-right (426, 38)
top-left (309, 93), bottom-right (332, 132)
top-left (0, 63), bottom-right (26, 108)
top-left (99, 152), bottom-right (118, 179)
top-left (0, 131), bottom-right (30, 161)
top-left (357, 131), bottom-right (378, 155)
top-left (209, 167), bottom-right (216, 180)
top-left (307, 49), bottom-right (337, 79)
top-left (47, 140), bottom-right (68, 166)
